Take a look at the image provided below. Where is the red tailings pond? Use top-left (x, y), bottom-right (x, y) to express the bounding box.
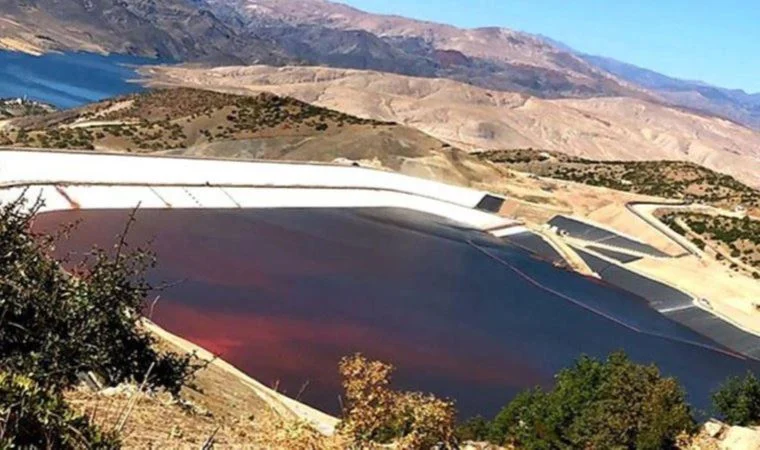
top-left (34, 208), bottom-right (760, 418)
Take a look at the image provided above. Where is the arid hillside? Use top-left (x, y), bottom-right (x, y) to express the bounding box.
top-left (143, 65), bottom-right (760, 188)
top-left (0, 87), bottom-right (509, 188)
top-left (223, 0), bottom-right (592, 74)
top-left (479, 149), bottom-right (760, 215)
top-left (0, 0), bottom-right (290, 63)
top-left (206, 0), bottom-right (642, 99)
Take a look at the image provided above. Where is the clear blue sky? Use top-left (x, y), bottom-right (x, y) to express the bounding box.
top-left (340, 0), bottom-right (760, 93)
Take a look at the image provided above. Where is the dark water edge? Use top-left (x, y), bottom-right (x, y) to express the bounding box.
top-left (32, 207), bottom-right (760, 419)
top-left (0, 51), bottom-right (158, 108)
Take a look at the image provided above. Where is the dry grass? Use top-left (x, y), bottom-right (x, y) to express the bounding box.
top-left (64, 334), bottom-right (344, 449)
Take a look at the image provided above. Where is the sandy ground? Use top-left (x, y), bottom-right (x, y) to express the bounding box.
top-left (632, 255), bottom-right (760, 331)
top-left (68, 120), bottom-right (137, 129)
top-left (145, 321), bottom-right (339, 433)
top-left (489, 172), bottom-right (686, 255)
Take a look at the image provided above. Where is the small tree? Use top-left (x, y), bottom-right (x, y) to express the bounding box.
top-left (337, 354), bottom-right (456, 449)
top-left (489, 351), bottom-right (694, 449)
top-left (456, 415), bottom-right (491, 442)
top-left (713, 372), bottom-right (760, 426)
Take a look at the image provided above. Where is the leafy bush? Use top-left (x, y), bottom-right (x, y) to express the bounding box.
top-left (0, 371), bottom-right (119, 449)
top-left (489, 351), bottom-right (694, 449)
top-left (713, 372), bottom-right (760, 426)
top-left (337, 354), bottom-right (456, 449)
top-left (455, 415), bottom-right (490, 442)
top-left (0, 197), bottom-right (198, 394)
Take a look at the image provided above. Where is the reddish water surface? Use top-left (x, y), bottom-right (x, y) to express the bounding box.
top-left (33, 207), bottom-right (760, 418)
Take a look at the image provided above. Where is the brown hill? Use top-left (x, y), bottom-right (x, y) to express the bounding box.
top-left (143, 64), bottom-right (760, 189)
top-left (0, 87), bottom-right (508, 188)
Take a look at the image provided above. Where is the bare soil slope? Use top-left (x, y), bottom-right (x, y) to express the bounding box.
top-left (144, 65), bottom-right (760, 188)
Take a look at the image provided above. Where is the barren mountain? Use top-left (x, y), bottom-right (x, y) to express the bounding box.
top-left (4, 0), bottom-right (757, 133)
top-left (144, 65), bottom-right (760, 188)
top-left (581, 54), bottom-right (760, 130)
top-left (0, 0), bottom-right (289, 64)
top-left (202, 0), bottom-right (643, 98)
top-left (224, 0), bottom-right (591, 71)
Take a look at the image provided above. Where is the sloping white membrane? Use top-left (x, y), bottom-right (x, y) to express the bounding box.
top-left (0, 150), bottom-right (520, 231)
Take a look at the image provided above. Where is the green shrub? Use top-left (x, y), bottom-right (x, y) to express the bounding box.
top-left (0, 371), bottom-right (119, 449)
top-left (489, 351), bottom-right (694, 449)
top-left (455, 415), bottom-right (490, 442)
top-left (713, 372), bottom-right (760, 426)
top-left (0, 197), bottom-right (198, 394)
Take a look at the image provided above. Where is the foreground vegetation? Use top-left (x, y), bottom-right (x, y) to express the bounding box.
top-left (458, 352), bottom-right (695, 449)
top-left (479, 149), bottom-right (760, 214)
top-left (0, 198), bottom-right (200, 447)
top-left (0, 197), bottom-right (455, 448)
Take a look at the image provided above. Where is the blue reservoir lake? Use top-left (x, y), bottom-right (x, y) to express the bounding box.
top-left (0, 51), bottom-right (157, 108)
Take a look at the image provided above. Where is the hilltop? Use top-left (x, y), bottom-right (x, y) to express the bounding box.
top-left (204, 0), bottom-right (642, 99)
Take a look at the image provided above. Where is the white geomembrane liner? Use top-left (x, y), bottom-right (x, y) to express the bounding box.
top-left (150, 187), bottom-right (197, 208)
top-left (0, 150), bottom-right (486, 207)
top-left (59, 186), bottom-right (167, 210)
top-left (0, 150), bottom-right (517, 231)
top-left (0, 186), bottom-right (72, 212)
top-left (183, 186), bottom-right (239, 208)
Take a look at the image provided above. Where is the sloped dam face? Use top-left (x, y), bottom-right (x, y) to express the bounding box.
top-left (33, 207), bottom-right (760, 418)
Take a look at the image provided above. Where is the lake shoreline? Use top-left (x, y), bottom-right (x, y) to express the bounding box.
top-left (0, 50), bottom-right (156, 108)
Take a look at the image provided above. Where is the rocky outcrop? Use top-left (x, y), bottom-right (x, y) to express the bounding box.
top-left (685, 420), bottom-right (760, 450)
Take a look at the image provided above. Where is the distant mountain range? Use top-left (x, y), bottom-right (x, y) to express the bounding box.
top-left (0, 0), bottom-right (758, 131)
top-left (577, 54), bottom-right (760, 129)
